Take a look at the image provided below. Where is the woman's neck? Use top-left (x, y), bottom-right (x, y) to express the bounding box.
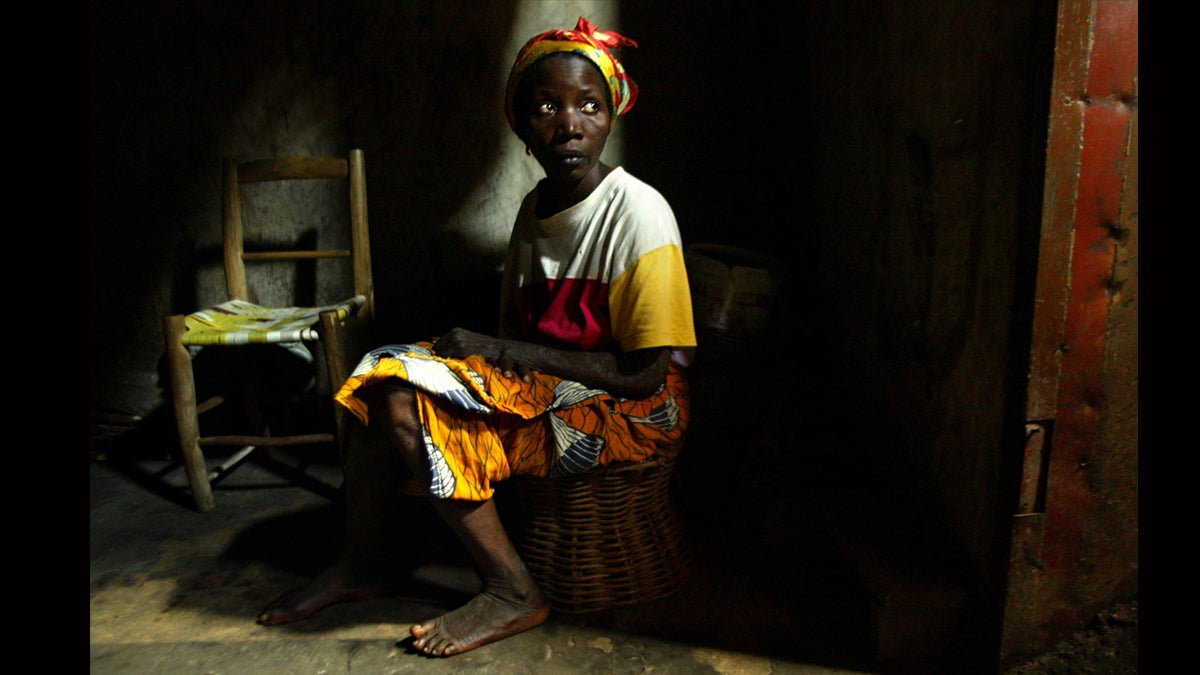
top-left (536, 164), bottom-right (613, 218)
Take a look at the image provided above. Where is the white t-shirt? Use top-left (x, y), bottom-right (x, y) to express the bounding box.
top-left (500, 167), bottom-right (697, 360)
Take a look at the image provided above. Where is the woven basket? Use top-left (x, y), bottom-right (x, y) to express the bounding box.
top-left (494, 443), bottom-right (691, 614)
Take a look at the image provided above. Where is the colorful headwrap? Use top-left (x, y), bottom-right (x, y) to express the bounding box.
top-left (504, 16), bottom-right (639, 133)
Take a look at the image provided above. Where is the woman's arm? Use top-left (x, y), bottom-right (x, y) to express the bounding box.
top-left (432, 327), bottom-right (670, 400)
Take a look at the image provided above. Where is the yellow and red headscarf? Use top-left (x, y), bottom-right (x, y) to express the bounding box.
top-left (504, 16), bottom-right (639, 133)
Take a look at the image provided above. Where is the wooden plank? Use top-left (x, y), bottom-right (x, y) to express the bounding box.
top-left (1025, 0), bottom-right (1091, 421)
top-left (237, 156), bottom-right (348, 182)
top-left (242, 249), bottom-right (350, 261)
top-left (198, 433), bottom-right (335, 447)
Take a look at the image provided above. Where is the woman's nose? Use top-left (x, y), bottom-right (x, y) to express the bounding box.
top-left (557, 110), bottom-right (583, 137)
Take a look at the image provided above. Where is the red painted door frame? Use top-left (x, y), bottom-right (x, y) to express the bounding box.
top-left (1001, 0), bottom-right (1137, 663)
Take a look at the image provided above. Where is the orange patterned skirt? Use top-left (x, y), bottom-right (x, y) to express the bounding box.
top-left (333, 342), bottom-right (690, 501)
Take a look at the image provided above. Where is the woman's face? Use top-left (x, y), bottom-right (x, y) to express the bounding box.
top-left (518, 53), bottom-right (612, 187)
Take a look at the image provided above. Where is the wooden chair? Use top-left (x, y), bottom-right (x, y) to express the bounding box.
top-left (163, 149), bottom-right (374, 512)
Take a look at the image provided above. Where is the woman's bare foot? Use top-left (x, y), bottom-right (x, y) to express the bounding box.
top-left (257, 558), bottom-right (387, 626)
top-left (408, 579), bottom-right (550, 656)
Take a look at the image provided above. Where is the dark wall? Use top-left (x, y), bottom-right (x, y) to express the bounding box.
top-left (624, 0), bottom-right (1057, 576)
top-left (90, 1), bottom-right (528, 416)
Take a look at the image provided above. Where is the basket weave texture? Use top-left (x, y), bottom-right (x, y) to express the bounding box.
top-left (495, 443), bottom-right (691, 614)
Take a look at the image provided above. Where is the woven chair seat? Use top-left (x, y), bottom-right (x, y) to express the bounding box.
top-left (494, 443), bottom-right (691, 614)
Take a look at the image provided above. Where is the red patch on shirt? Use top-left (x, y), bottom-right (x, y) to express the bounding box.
top-left (517, 277), bottom-right (612, 351)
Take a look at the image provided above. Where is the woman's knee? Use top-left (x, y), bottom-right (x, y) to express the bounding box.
top-left (368, 382), bottom-right (420, 436)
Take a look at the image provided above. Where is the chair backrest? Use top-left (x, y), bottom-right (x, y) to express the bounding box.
top-left (222, 149), bottom-right (374, 327)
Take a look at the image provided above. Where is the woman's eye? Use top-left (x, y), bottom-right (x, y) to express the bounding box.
top-left (535, 101), bottom-right (557, 115)
top-left (581, 100), bottom-right (601, 114)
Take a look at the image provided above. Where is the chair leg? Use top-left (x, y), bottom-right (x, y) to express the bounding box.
top-left (164, 314), bottom-right (215, 512)
top-left (319, 310), bottom-right (351, 460)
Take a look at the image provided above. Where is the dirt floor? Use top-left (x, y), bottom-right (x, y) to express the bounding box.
top-left (1002, 601), bottom-right (1138, 674)
top-left (92, 406), bottom-right (1137, 674)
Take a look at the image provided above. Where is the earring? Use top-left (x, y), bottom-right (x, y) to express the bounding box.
top-left (525, 146), bottom-right (532, 156)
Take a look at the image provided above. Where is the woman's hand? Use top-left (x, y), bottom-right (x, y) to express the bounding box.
top-left (434, 328), bottom-right (669, 398)
top-left (433, 327), bottom-right (534, 381)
